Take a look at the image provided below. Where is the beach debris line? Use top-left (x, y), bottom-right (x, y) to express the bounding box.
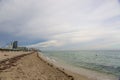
top-left (0, 53), bottom-right (32, 71)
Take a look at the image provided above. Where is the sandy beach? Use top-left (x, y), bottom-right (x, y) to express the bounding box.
top-left (0, 51), bottom-right (75, 80)
top-left (0, 51), bottom-right (118, 80)
top-left (0, 51), bottom-right (30, 61)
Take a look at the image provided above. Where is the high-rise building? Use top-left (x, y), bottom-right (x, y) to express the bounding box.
top-left (13, 41), bottom-right (18, 49)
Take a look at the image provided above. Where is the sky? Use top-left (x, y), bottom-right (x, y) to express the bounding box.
top-left (0, 0), bottom-right (120, 50)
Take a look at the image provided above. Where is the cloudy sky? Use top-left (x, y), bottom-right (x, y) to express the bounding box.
top-left (0, 0), bottom-right (120, 50)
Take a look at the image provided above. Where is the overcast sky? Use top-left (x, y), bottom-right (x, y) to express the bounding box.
top-left (0, 0), bottom-right (120, 50)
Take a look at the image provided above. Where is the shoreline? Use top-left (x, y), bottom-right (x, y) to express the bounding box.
top-left (0, 51), bottom-right (118, 80)
top-left (38, 52), bottom-right (118, 80)
top-left (38, 52), bottom-right (94, 80)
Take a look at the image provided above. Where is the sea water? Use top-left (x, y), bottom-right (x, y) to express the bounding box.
top-left (42, 50), bottom-right (120, 78)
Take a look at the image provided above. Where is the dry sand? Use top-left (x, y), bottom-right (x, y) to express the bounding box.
top-left (0, 51), bottom-right (97, 80)
top-left (0, 51), bottom-right (74, 80)
top-left (0, 51), bottom-right (30, 61)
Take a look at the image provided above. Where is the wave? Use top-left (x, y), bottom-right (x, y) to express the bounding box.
top-left (39, 53), bottom-right (57, 63)
top-left (74, 61), bottom-right (120, 76)
top-left (42, 50), bottom-right (120, 78)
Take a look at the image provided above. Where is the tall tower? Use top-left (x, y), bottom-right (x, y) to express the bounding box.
top-left (13, 41), bottom-right (18, 49)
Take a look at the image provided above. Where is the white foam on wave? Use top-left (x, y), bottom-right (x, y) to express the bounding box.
top-left (38, 52), bottom-right (57, 64)
top-left (46, 57), bottom-right (56, 63)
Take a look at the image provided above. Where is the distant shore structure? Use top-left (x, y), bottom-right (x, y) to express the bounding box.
top-left (7, 41), bottom-right (28, 51)
top-left (8, 41), bottom-right (18, 49)
top-left (0, 41), bottom-right (40, 52)
top-left (13, 41), bottom-right (18, 49)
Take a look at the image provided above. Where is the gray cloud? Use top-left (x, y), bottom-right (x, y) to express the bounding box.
top-left (0, 0), bottom-right (120, 50)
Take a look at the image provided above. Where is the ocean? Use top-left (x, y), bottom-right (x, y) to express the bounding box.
top-left (42, 50), bottom-right (120, 78)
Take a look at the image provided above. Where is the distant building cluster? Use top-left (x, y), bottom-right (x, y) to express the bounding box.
top-left (8, 41), bottom-right (18, 49)
top-left (7, 41), bottom-right (28, 51)
top-left (0, 41), bottom-right (41, 52)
